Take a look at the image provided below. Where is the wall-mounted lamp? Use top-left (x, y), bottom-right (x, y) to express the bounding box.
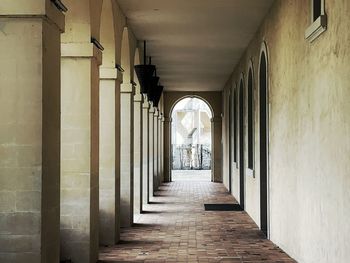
top-left (51, 0), bottom-right (68, 12)
top-left (116, 64), bottom-right (125, 73)
top-left (91, 37), bottom-right (104, 51)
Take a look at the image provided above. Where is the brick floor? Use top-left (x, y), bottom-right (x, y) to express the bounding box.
top-left (99, 179), bottom-right (295, 263)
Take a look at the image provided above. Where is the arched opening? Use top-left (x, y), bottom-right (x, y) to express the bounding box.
top-left (259, 43), bottom-right (269, 237)
top-left (170, 97), bottom-right (213, 182)
top-left (239, 76), bottom-right (245, 209)
top-left (247, 63), bottom-right (254, 170)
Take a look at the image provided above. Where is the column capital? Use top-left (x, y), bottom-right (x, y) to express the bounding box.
top-left (100, 67), bottom-right (123, 83)
top-left (154, 109), bottom-right (159, 117)
top-left (149, 107), bottom-right (155, 114)
top-left (158, 113), bottom-right (163, 121)
top-left (61, 43), bottom-right (103, 65)
top-left (134, 93), bottom-right (143, 102)
top-left (0, 0), bottom-right (65, 32)
top-left (142, 100), bottom-right (150, 109)
top-left (120, 83), bottom-right (135, 94)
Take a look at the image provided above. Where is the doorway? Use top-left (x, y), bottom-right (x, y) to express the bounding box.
top-left (259, 48), bottom-right (269, 237)
top-left (171, 97), bottom-right (213, 182)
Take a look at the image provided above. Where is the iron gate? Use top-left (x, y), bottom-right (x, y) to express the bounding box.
top-left (171, 144), bottom-right (211, 170)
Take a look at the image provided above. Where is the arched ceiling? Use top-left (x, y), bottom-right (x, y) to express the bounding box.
top-left (116, 0), bottom-right (274, 91)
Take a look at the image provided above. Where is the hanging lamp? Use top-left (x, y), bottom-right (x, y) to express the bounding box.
top-left (134, 41), bottom-right (155, 94)
top-left (152, 85), bottom-right (164, 108)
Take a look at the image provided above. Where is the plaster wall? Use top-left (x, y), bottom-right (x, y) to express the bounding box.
top-left (222, 0), bottom-right (350, 262)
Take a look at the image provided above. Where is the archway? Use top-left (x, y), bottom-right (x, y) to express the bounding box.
top-left (170, 97), bottom-right (213, 182)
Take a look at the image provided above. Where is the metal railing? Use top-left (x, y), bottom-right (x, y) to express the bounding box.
top-left (171, 144), bottom-right (211, 170)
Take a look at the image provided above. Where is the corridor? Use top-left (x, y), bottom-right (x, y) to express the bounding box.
top-left (1, 0), bottom-right (349, 262)
top-left (99, 177), bottom-right (294, 262)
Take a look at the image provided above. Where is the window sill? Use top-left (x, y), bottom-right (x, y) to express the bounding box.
top-left (305, 15), bottom-right (327, 43)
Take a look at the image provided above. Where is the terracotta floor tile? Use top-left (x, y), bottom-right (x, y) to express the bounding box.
top-left (99, 179), bottom-right (295, 262)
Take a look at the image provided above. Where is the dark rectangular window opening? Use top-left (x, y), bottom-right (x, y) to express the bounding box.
top-left (313, 0), bottom-right (321, 21)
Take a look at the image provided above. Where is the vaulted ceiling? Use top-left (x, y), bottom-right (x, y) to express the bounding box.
top-left (117, 0), bottom-right (274, 91)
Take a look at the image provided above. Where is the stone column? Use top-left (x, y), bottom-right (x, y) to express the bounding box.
top-left (153, 109), bottom-right (159, 191)
top-left (0, 3), bottom-right (64, 262)
top-left (148, 106), bottom-right (155, 199)
top-left (120, 83), bottom-right (135, 227)
top-left (142, 100), bottom-right (150, 205)
top-left (133, 92), bottom-right (143, 215)
top-left (158, 114), bottom-right (163, 186)
top-left (211, 116), bottom-right (223, 182)
top-left (163, 117), bottom-right (171, 182)
top-left (60, 42), bottom-right (102, 262)
top-left (159, 114), bottom-right (164, 184)
top-left (99, 68), bottom-right (122, 245)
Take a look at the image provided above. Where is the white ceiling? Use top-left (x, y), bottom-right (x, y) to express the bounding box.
top-left (117, 0), bottom-right (274, 91)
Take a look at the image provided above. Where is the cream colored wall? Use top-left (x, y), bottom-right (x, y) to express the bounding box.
top-left (222, 0), bottom-right (350, 262)
top-left (163, 91), bottom-right (222, 182)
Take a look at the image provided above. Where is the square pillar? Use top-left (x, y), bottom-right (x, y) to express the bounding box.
top-left (133, 93), bottom-right (143, 215)
top-left (142, 100), bottom-right (150, 205)
top-left (211, 116), bottom-right (223, 182)
top-left (148, 106), bottom-right (155, 198)
top-left (99, 68), bottom-right (122, 245)
top-left (158, 114), bottom-right (164, 184)
top-left (120, 83), bottom-right (135, 227)
top-left (153, 110), bottom-right (159, 191)
top-left (163, 117), bottom-right (172, 182)
top-left (0, 3), bottom-right (64, 262)
top-left (60, 43), bottom-right (102, 263)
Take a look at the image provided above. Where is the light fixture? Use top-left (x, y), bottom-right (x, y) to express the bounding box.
top-left (51, 0), bottom-right (68, 12)
top-left (134, 41), bottom-right (155, 94)
top-left (91, 37), bottom-right (104, 51)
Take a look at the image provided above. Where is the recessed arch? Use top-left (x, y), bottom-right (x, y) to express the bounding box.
top-left (133, 48), bottom-right (142, 94)
top-left (247, 59), bottom-right (255, 171)
top-left (121, 27), bottom-right (132, 84)
top-left (100, 0), bottom-right (116, 68)
top-left (238, 73), bottom-right (245, 209)
top-left (259, 41), bottom-right (269, 237)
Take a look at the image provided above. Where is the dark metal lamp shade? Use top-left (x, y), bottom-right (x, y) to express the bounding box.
top-left (152, 85), bottom-right (164, 107)
top-left (147, 76), bottom-right (160, 100)
top-left (134, 64), bottom-right (156, 94)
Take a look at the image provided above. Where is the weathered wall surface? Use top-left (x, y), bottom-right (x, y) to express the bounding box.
top-left (163, 91), bottom-right (223, 182)
top-left (222, 0), bottom-right (350, 262)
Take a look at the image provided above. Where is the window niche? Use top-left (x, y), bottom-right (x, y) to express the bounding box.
top-left (305, 0), bottom-right (327, 42)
